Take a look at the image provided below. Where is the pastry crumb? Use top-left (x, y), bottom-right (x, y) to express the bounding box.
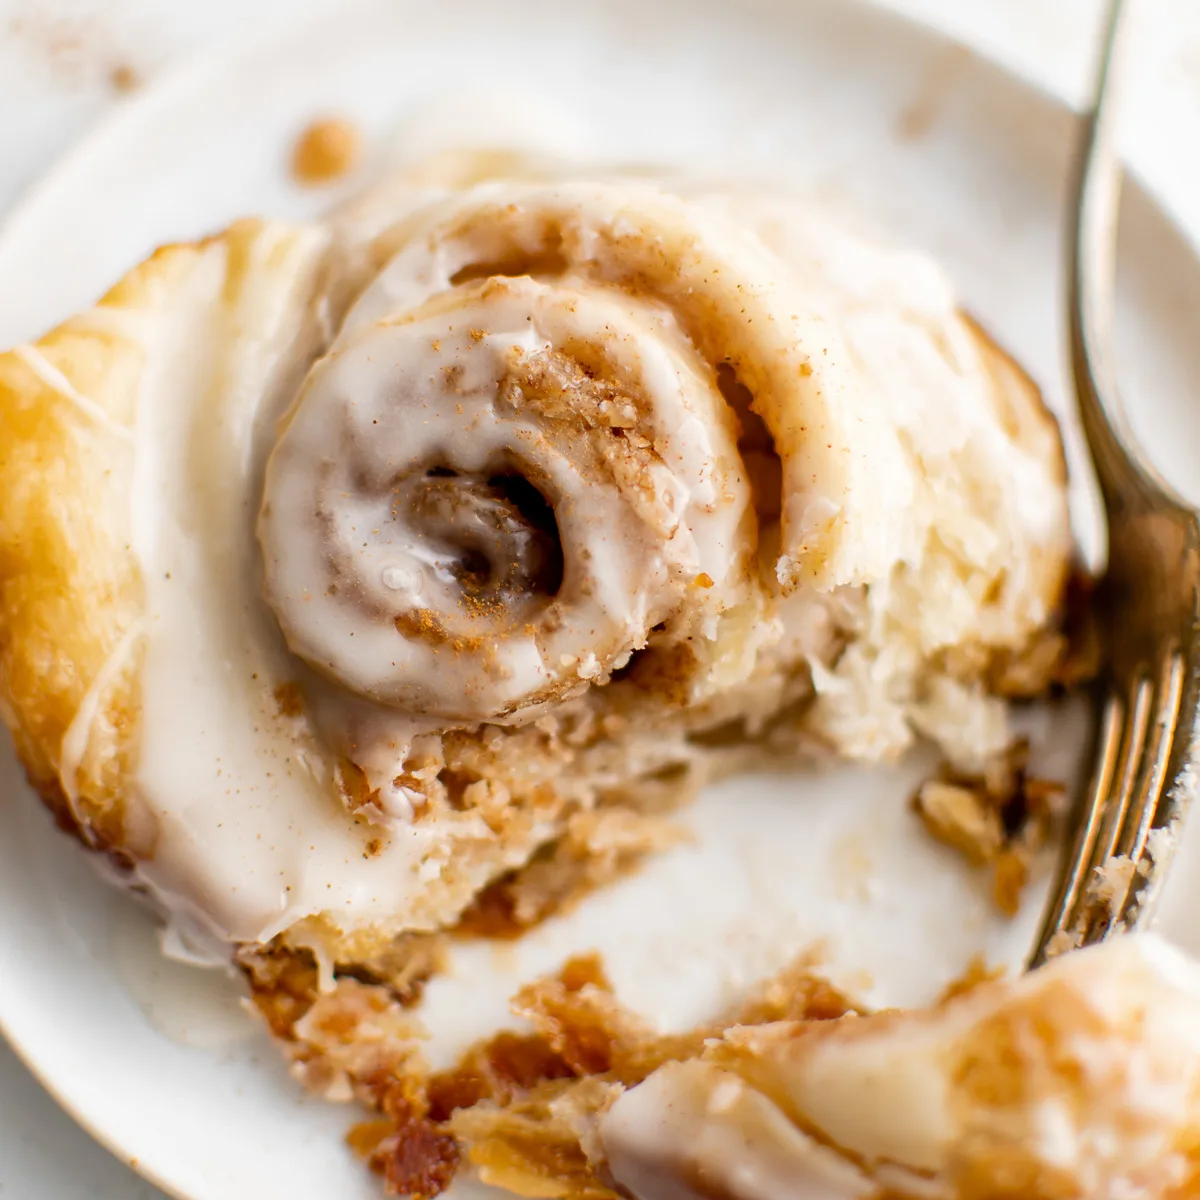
top-left (1088, 853), bottom-right (1138, 913)
top-left (109, 63), bottom-right (140, 92)
top-left (936, 954), bottom-right (1005, 1004)
top-left (292, 117), bottom-right (363, 185)
top-left (913, 739), bottom-right (1067, 917)
top-left (251, 942), bottom-right (857, 1200)
top-left (913, 778), bottom-right (1005, 865)
top-left (273, 680), bottom-right (305, 717)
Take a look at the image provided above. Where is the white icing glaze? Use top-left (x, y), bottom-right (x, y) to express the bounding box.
top-left (111, 898), bottom-right (257, 1050)
top-left (600, 1060), bottom-right (873, 1200)
top-left (336, 180), bottom-right (871, 593)
top-left (260, 275), bottom-right (748, 720)
top-left (128, 225), bottom-right (485, 946)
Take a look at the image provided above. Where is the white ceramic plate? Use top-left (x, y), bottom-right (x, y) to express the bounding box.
top-left (3, 1), bottom-right (1200, 1196)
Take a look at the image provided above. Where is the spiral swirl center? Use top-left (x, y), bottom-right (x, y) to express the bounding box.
top-left (395, 468), bottom-right (564, 615)
top-left (259, 264), bottom-right (751, 722)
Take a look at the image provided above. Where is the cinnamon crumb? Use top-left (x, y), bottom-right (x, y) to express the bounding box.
top-left (273, 680), bottom-right (305, 718)
top-left (336, 757), bottom-right (383, 814)
top-left (110, 63), bottom-right (140, 92)
top-left (993, 570), bottom-right (1102, 697)
top-left (364, 1103), bottom-right (459, 1199)
top-left (912, 740), bottom-right (1067, 917)
top-left (937, 955), bottom-right (1005, 1005)
top-left (992, 848), bottom-right (1029, 918)
top-left (346, 1118), bottom-right (394, 1160)
top-left (426, 1032), bottom-right (575, 1122)
top-left (913, 779), bottom-right (1004, 866)
top-left (560, 953), bottom-right (611, 994)
top-left (732, 957), bottom-right (859, 1025)
top-left (395, 607), bottom-right (486, 654)
top-left (291, 117), bottom-right (362, 185)
top-left (237, 943), bottom-right (321, 1040)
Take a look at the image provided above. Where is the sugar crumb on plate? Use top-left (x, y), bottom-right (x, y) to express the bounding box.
top-left (291, 116), bottom-right (363, 185)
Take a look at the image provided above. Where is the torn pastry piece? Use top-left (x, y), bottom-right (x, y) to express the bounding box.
top-left (913, 738), bottom-right (1069, 916)
top-left (698, 934), bottom-right (1200, 1199)
top-left (306, 950), bottom-right (859, 1198)
top-left (0, 154), bottom-right (1070, 969)
top-left (453, 936), bottom-right (1200, 1200)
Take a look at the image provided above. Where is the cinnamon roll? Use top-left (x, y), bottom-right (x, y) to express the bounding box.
top-left (0, 156), bottom-right (1071, 964)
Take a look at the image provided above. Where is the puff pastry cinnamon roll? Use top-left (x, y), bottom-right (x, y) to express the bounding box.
top-left (0, 156), bottom-right (1071, 960)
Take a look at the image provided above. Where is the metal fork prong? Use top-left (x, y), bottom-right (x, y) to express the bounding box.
top-left (1128, 652), bottom-right (1197, 924)
top-left (1053, 657), bottom-right (1184, 952)
top-left (1060, 678), bottom-right (1150, 933)
top-left (1089, 677), bottom-right (1152, 866)
top-left (1032, 677), bottom-right (1157, 964)
top-left (1115, 654), bottom-right (1182, 860)
top-left (1034, 695), bottom-right (1123, 954)
top-left (1112, 652), bottom-right (1185, 921)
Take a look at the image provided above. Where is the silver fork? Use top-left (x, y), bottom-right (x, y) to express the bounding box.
top-left (1028, 0), bottom-right (1200, 969)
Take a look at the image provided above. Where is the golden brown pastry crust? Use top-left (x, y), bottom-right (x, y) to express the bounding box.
top-left (0, 222), bottom-right (308, 861)
top-left (967, 310), bottom-right (1072, 675)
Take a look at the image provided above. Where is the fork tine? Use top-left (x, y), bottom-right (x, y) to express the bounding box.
top-left (1110, 651), bottom-right (1185, 921)
top-left (1032, 656), bottom-right (1185, 966)
top-left (1060, 682), bottom-right (1148, 940)
top-left (1081, 676), bottom-right (1152, 883)
top-left (1029, 694), bottom-right (1123, 966)
top-left (1114, 654), bottom-right (1182, 861)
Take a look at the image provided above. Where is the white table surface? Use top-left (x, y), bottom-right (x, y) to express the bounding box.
top-left (1, 1), bottom-right (1198, 1196)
